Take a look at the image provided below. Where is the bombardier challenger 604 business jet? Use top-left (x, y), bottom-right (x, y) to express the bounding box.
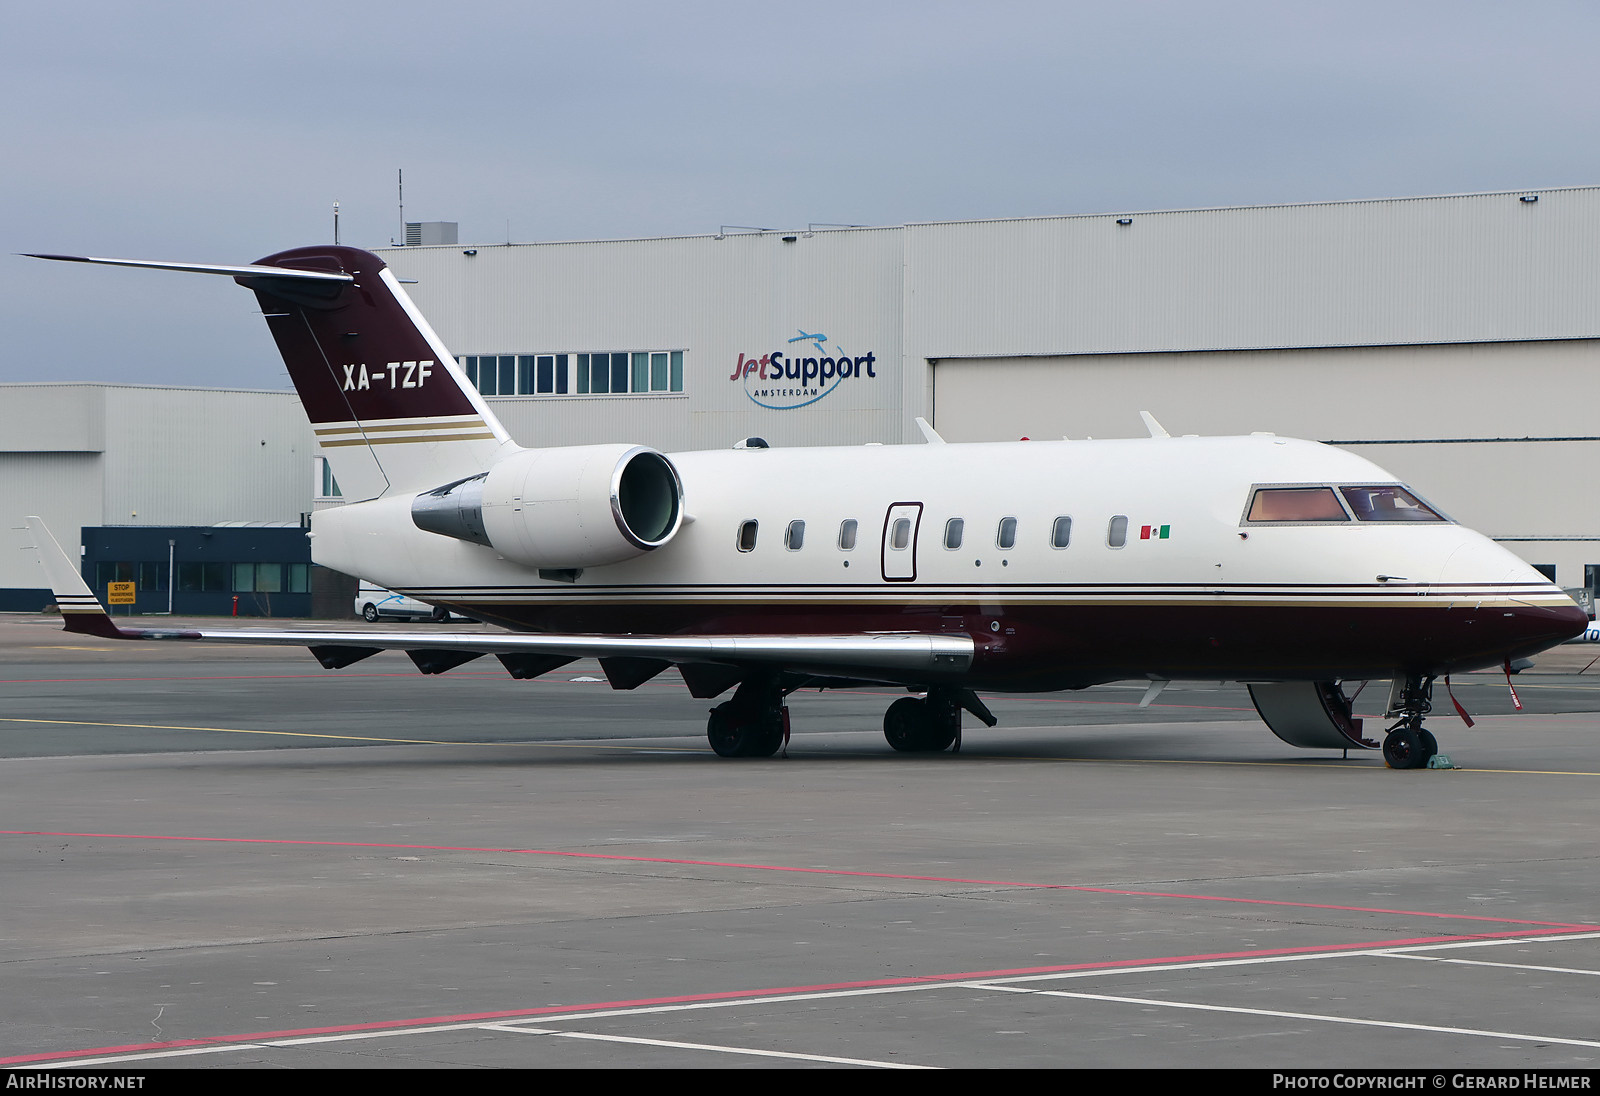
top-left (25, 246), bottom-right (1587, 767)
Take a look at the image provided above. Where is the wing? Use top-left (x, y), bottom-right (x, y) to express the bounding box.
top-left (24, 518), bottom-right (973, 695)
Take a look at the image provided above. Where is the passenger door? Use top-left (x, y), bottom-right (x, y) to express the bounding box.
top-left (880, 502), bottom-right (923, 582)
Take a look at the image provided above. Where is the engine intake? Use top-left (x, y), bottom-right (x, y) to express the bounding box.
top-left (412, 444), bottom-right (683, 568)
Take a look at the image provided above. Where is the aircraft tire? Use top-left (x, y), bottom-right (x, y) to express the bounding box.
top-left (707, 705), bottom-right (783, 758)
top-left (884, 696), bottom-right (933, 752)
top-left (1382, 726), bottom-right (1426, 769)
top-left (362, 603), bottom-right (379, 623)
top-left (430, 606), bottom-right (450, 623)
top-left (745, 720), bottom-right (784, 758)
top-left (1418, 729), bottom-right (1438, 764)
top-left (707, 705), bottom-right (745, 757)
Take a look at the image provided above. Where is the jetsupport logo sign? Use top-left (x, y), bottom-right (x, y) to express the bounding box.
top-left (729, 330), bottom-right (878, 410)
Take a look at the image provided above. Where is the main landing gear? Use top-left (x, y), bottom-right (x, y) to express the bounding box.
top-left (706, 676), bottom-right (789, 758)
top-left (705, 681), bottom-right (997, 758)
top-left (883, 692), bottom-right (962, 753)
top-left (1381, 674), bottom-right (1439, 770)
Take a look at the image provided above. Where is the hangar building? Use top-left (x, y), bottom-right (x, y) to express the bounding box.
top-left (4, 186), bottom-right (1598, 608)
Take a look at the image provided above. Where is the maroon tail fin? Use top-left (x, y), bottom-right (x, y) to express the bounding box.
top-left (241, 246), bottom-right (514, 500)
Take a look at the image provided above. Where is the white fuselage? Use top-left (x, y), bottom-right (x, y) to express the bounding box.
top-left (308, 434), bottom-right (1576, 690)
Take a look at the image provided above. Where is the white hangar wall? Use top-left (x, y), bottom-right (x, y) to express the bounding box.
top-left (907, 190), bottom-right (1600, 586)
top-left (0, 385), bottom-right (315, 592)
top-left (378, 185), bottom-right (1600, 587)
top-left (380, 227), bottom-right (908, 453)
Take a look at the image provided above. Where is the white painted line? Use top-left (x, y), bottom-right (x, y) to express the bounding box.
top-left (484, 1023), bottom-right (936, 1068)
top-left (26, 930), bottom-right (1600, 1068)
top-left (1389, 954), bottom-right (1600, 977)
top-left (1011, 988), bottom-right (1600, 1051)
top-left (958, 930), bottom-right (1600, 988)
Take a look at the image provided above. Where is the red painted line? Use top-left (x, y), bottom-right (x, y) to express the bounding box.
top-left (1, 926), bottom-right (1582, 1066)
top-left (2, 829), bottom-right (1592, 930)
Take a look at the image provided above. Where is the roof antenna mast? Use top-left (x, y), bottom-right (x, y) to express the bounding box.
top-left (332, 200), bottom-right (340, 245)
top-left (398, 168), bottom-right (404, 245)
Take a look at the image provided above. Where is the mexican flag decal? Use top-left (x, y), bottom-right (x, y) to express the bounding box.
top-left (1140, 524), bottom-right (1171, 541)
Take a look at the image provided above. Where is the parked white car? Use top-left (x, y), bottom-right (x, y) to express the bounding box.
top-left (355, 584), bottom-right (453, 623)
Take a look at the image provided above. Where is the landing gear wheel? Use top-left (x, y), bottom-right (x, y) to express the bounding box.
top-left (1382, 675), bottom-right (1439, 770)
top-left (1418, 729), bottom-right (1438, 764)
top-left (430, 606), bottom-right (450, 622)
top-left (884, 697), bottom-right (930, 752)
top-left (883, 695), bottom-right (960, 752)
top-left (362, 603), bottom-right (379, 623)
top-left (1383, 726), bottom-right (1426, 769)
top-left (922, 692), bottom-right (961, 751)
top-left (707, 703), bottom-right (785, 758)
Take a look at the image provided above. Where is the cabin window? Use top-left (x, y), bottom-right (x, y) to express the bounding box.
top-left (737, 520), bottom-right (758, 552)
top-left (1107, 515), bottom-right (1128, 548)
top-left (838, 519), bottom-right (858, 550)
top-left (1051, 516), bottom-right (1072, 549)
top-left (944, 518), bottom-right (964, 550)
top-left (1339, 485), bottom-right (1448, 523)
top-left (1247, 486), bottom-right (1349, 523)
top-left (891, 518), bottom-right (912, 550)
top-left (997, 517), bottom-right (1017, 549)
top-left (785, 520), bottom-right (806, 550)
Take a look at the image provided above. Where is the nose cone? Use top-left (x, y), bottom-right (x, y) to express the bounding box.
top-left (1496, 590), bottom-right (1589, 660)
top-left (1431, 538), bottom-right (1588, 670)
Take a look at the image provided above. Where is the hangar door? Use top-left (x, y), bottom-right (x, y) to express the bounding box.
top-left (930, 341), bottom-right (1600, 446)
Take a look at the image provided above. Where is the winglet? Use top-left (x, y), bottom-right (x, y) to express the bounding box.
top-left (23, 517), bottom-right (126, 639)
top-left (1139, 411), bottom-right (1170, 439)
top-left (914, 417), bottom-right (946, 444)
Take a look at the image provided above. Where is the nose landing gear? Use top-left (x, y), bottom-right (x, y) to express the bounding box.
top-left (1382, 674), bottom-right (1439, 770)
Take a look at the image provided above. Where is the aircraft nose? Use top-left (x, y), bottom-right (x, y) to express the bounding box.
top-left (1485, 564), bottom-right (1588, 660)
top-left (1433, 539), bottom-right (1588, 666)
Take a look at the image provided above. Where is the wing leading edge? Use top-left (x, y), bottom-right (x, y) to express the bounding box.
top-left (23, 518), bottom-right (973, 688)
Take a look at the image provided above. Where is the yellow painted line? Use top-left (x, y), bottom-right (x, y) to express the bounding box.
top-left (0, 717), bottom-right (1594, 771)
top-left (982, 753), bottom-right (1600, 776)
top-left (30, 646), bottom-right (115, 652)
top-left (0, 717), bottom-right (702, 753)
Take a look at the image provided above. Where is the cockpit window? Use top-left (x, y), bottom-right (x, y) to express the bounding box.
top-left (1246, 487), bottom-right (1349, 523)
top-left (1339, 485), bottom-right (1447, 522)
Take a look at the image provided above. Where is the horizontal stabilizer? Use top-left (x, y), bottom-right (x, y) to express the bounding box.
top-left (24, 253), bottom-right (353, 285)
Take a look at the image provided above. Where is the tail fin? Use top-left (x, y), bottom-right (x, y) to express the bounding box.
top-left (24, 517), bottom-right (124, 639)
top-left (28, 247), bottom-right (519, 500)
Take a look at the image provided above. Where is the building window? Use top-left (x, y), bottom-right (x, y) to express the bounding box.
top-left (315, 456), bottom-right (342, 499)
top-left (461, 350), bottom-right (683, 396)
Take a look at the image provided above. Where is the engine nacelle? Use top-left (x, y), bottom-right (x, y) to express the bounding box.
top-left (411, 444), bottom-right (684, 569)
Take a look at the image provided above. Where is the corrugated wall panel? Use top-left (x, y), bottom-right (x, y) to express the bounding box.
top-left (382, 228), bottom-right (907, 452)
top-left (905, 187), bottom-right (1600, 360)
top-left (0, 385), bottom-right (105, 452)
top-left (0, 452), bottom-right (104, 589)
top-left (101, 388), bottom-right (314, 524)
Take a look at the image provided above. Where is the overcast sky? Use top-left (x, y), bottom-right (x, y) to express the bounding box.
top-left (5, 0), bottom-right (1597, 388)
